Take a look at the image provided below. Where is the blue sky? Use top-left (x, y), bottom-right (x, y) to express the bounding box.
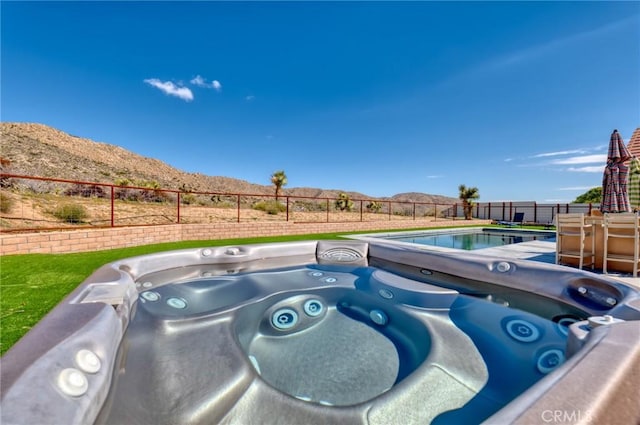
top-left (2, 1), bottom-right (639, 202)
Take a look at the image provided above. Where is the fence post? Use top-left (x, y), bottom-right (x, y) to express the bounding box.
top-left (413, 203), bottom-right (416, 220)
top-left (360, 200), bottom-right (363, 222)
top-left (286, 197), bottom-right (290, 222)
top-left (110, 186), bottom-right (115, 227)
top-left (388, 201), bottom-right (391, 220)
top-left (237, 195), bottom-right (240, 223)
top-left (177, 192), bottom-right (181, 224)
top-left (326, 199), bottom-right (329, 222)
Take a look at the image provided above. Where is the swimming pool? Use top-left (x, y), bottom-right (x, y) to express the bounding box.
top-left (2, 241), bottom-right (639, 424)
top-left (354, 227), bottom-right (555, 250)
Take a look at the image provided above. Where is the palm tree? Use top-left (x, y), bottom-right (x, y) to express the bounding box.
top-left (270, 170), bottom-right (287, 200)
top-left (458, 184), bottom-right (480, 220)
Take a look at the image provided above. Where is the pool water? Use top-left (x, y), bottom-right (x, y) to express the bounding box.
top-left (381, 228), bottom-right (555, 250)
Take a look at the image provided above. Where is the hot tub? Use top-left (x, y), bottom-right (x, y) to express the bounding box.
top-left (2, 241), bottom-right (640, 424)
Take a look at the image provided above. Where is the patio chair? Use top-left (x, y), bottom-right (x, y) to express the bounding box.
top-left (555, 213), bottom-right (595, 270)
top-left (497, 212), bottom-right (525, 227)
top-left (603, 213), bottom-right (640, 278)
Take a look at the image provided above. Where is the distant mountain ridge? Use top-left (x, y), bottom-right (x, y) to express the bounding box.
top-left (0, 122), bottom-right (457, 204)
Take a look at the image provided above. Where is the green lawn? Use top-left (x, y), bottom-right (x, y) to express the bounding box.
top-left (0, 224), bottom-right (548, 356)
top-left (0, 232), bottom-right (360, 355)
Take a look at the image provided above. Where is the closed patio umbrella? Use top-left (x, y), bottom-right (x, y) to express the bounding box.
top-left (601, 129), bottom-right (631, 213)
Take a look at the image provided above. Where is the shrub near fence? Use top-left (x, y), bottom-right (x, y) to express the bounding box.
top-left (0, 174), bottom-right (459, 233)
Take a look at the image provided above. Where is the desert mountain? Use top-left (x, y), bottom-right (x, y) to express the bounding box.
top-left (0, 122), bottom-right (457, 204)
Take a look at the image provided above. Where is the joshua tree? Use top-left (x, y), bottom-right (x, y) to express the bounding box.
top-left (270, 170), bottom-right (287, 200)
top-left (458, 184), bottom-right (480, 220)
top-left (335, 192), bottom-right (354, 211)
top-left (366, 201), bottom-right (383, 213)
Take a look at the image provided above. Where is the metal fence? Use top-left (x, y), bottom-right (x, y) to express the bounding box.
top-left (0, 174), bottom-right (462, 233)
top-left (474, 201), bottom-right (598, 225)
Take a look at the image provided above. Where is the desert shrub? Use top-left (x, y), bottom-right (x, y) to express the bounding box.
top-left (0, 176), bottom-right (13, 188)
top-left (53, 204), bottom-right (88, 223)
top-left (113, 179), bottom-right (167, 202)
top-left (393, 208), bottom-right (413, 217)
top-left (114, 178), bottom-right (132, 186)
top-left (293, 200), bottom-right (327, 212)
top-left (252, 200), bottom-right (286, 215)
top-left (114, 188), bottom-right (135, 201)
top-left (0, 157), bottom-right (12, 188)
top-left (64, 184), bottom-right (107, 198)
top-left (140, 190), bottom-right (169, 203)
top-left (114, 188), bottom-right (168, 203)
top-left (181, 193), bottom-right (197, 205)
top-left (0, 193), bottom-right (14, 213)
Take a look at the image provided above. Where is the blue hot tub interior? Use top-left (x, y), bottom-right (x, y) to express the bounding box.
top-left (2, 240), bottom-right (640, 425)
top-left (96, 264), bottom-right (575, 424)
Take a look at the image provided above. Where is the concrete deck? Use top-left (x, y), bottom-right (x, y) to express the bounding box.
top-left (472, 239), bottom-right (639, 288)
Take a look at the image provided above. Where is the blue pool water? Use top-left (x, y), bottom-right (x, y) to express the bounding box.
top-left (378, 228), bottom-right (555, 250)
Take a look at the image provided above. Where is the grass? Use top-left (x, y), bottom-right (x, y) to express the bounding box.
top-left (0, 224), bottom-right (551, 356)
top-left (0, 232), bottom-right (359, 356)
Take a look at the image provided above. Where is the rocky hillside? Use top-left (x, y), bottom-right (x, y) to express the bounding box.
top-left (0, 122), bottom-right (457, 204)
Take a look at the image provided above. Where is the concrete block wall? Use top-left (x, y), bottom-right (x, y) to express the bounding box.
top-left (0, 218), bottom-right (491, 255)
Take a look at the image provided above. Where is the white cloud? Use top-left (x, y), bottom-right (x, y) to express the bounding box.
top-left (245, 95), bottom-right (255, 101)
top-left (567, 166), bottom-right (604, 173)
top-left (144, 78), bottom-right (193, 101)
top-left (558, 186), bottom-right (597, 191)
top-left (482, 15), bottom-right (638, 71)
top-left (190, 75), bottom-right (222, 91)
top-left (426, 175), bottom-right (443, 179)
top-left (533, 149), bottom-right (588, 158)
top-left (550, 154), bottom-right (606, 165)
top-left (190, 75), bottom-right (206, 86)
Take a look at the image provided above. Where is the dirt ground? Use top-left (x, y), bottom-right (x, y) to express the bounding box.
top-left (1, 189), bottom-right (452, 232)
